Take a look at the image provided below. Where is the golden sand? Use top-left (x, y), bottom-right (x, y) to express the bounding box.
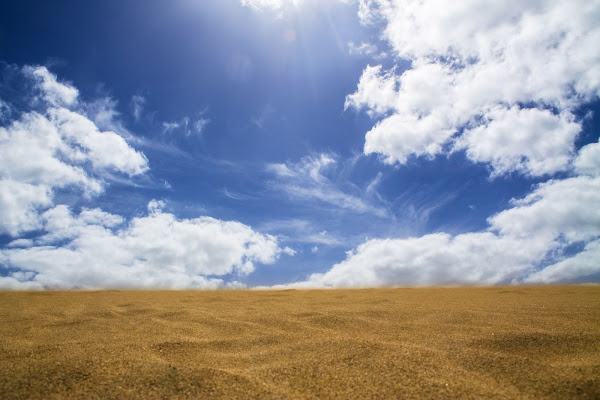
top-left (0, 286), bottom-right (598, 399)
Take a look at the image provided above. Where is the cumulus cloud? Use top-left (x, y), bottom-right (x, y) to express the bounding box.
top-left (524, 240), bottom-right (600, 284)
top-left (0, 181), bottom-right (52, 236)
top-left (456, 107), bottom-right (580, 177)
top-left (573, 140), bottom-right (600, 177)
top-left (0, 67), bottom-right (148, 236)
top-left (266, 154), bottom-right (387, 216)
top-left (1, 201), bottom-right (285, 289)
top-left (295, 233), bottom-right (547, 288)
top-left (489, 176), bottom-right (600, 243)
top-left (25, 66), bottom-right (79, 107)
top-left (346, 0), bottom-right (600, 176)
top-left (288, 173), bottom-right (600, 288)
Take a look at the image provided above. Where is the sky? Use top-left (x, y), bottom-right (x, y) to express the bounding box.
top-left (0, 0), bottom-right (599, 289)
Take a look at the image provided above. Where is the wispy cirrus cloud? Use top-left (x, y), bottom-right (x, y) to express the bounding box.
top-left (130, 94), bottom-right (145, 121)
top-left (266, 153), bottom-right (387, 217)
top-left (259, 218), bottom-right (343, 247)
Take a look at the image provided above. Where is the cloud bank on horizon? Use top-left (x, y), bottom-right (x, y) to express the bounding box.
top-left (0, 0), bottom-right (599, 289)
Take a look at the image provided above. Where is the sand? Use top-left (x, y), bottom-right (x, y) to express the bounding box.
top-left (0, 286), bottom-right (598, 399)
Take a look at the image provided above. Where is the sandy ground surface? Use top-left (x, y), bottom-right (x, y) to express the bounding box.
top-left (0, 286), bottom-right (598, 399)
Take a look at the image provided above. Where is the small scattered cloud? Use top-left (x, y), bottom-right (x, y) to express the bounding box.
top-left (348, 41), bottom-right (387, 59)
top-left (162, 111), bottom-right (210, 136)
top-left (251, 104), bottom-right (275, 128)
top-left (130, 95), bottom-right (145, 121)
top-left (195, 118), bottom-right (210, 134)
top-left (162, 121), bottom-right (181, 133)
top-left (162, 179), bottom-right (172, 189)
top-left (283, 247), bottom-right (297, 256)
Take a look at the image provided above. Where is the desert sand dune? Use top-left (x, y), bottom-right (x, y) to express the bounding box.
top-left (0, 286), bottom-right (598, 399)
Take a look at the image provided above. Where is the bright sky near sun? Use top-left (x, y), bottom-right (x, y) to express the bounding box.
top-left (0, 0), bottom-right (599, 289)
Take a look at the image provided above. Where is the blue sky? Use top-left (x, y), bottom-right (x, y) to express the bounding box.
top-left (1, 0), bottom-right (599, 289)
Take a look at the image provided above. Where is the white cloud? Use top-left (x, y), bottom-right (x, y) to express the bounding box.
top-left (0, 66), bottom-right (148, 236)
top-left (345, 65), bottom-right (398, 117)
top-left (25, 66), bottom-right (79, 107)
top-left (348, 41), bottom-right (386, 59)
top-left (51, 107), bottom-right (149, 176)
top-left (162, 121), bottom-right (181, 133)
top-left (296, 233), bottom-right (547, 288)
top-left (1, 202), bottom-right (285, 289)
top-left (259, 219), bottom-right (344, 246)
top-left (347, 0), bottom-right (600, 176)
top-left (266, 154), bottom-right (387, 216)
top-left (7, 239), bottom-right (34, 249)
top-left (131, 95), bottom-right (145, 121)
top-left (161, 115), bottom-right (209, 136)
top-left (241, 0), bottom-right (303, 11)
top-left (283, 247), bottom-right (297, 256)
top-left (251, 104), bottom-right (275, 128)
top-left (288, 173), bottom-right (600, 288)
top-left (0, 181), bottom-right (52, 236)
top-left (195, 118), bottom-right (210, 134)
top-left (524, 240), bottom-right (600, 284)
top-left (0, 276), bottom-right (43, 290)
top-left (316, 0), bottom-right (600, 287)
top-left (574, 140), bottom-right (600, 177)
top-left (0, 99), bottom-right (11, 120)
top-left (366, 172), bottom-right (383, 194)
top-left (0, 65), bottom-right (291, 290)
top-left (489, 176), bottom-right (600, 244)
top-left (0, 112), bottom-right (100, 194)
top-left (456, 107), bottom-right (580, 177)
